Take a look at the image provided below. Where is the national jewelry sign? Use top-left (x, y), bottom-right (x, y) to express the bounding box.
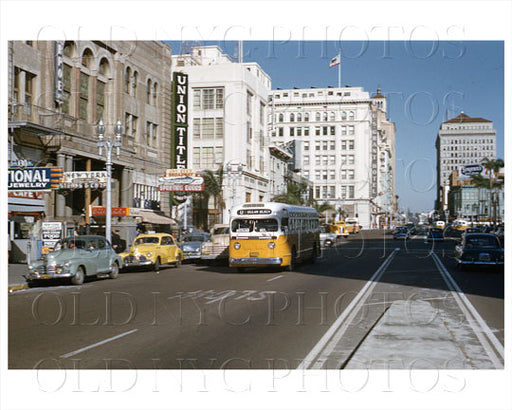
top-left (8, 167), bottom-right (63, 190)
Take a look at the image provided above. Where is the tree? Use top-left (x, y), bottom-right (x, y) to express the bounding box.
top-left (471, 157), bottom-right (504, 224)
top-left (201, 166), bottom-right (225, 225)
top-left (193, 166), bottom-right (225, 229)
top-left (272, 181), bottom-right (310, 205)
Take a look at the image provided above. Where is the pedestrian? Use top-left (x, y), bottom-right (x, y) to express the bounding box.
top-left (111, 230), bottom-right (123, 253)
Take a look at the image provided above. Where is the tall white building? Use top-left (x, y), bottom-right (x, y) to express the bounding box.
top-left (172, 46), bottom-right (289, 225)
top-left (270, 86), bottom-right (396, 229)
top-left (436, 112), bottom-right (497, 212)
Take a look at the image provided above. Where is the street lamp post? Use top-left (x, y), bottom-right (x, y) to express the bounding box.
top-left (96, 118), bottom-right (123, 245)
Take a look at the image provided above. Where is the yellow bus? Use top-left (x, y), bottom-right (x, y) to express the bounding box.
top-left (229, 202), bottom-right (320, 272)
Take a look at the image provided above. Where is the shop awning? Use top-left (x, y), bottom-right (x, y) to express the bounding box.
top-left (8, 204), bottom-right (46, 213)
top-left (139, 210), bottom-right (176, 225)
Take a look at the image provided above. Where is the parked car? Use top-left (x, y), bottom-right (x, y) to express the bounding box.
top-left (426, 227), bottom-right (444, 242)
top-left (393, 227), bottom-right (410, 240)
top-left (201, 224), bottom-right (230, 263)
top-left (320, 225), bottom-right (337, 247)
top-left (181, 232), bottom-right (211, 261)
top-left (26, 235), bottom-right (122, 285)
top-left (454, 233), bottom-right (504, 269)
top-left (120, 233), bottom-right (183, 271)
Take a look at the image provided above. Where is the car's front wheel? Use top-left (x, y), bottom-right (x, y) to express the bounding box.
top-left (71, 266), bottom-right (85, 285)
top-left (153, 257), bottom-right (161, 272)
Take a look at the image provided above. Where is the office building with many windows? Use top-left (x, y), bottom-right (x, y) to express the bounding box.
top-left (269, 86), bottom-right (396, 229)
top-left (436, 112), bottom-right (497, 212)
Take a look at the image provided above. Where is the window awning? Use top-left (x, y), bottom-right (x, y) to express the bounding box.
top-left (139, 210), bottom-right (176, 225)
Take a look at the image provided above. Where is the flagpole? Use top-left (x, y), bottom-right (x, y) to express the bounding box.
top-left (338, 49), bottom-right (341, 88)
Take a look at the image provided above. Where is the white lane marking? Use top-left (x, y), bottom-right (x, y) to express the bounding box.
top-left (298, 248), bottom-right (399, 370)
top-left (267, 275), bottom-right (283, 282)
top-left (432, 253), bottom-right (504, 368)
top-left (60, 329), bottom-right (139, 359)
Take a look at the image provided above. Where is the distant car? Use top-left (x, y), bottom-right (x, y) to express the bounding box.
top-left (120, 233), bottom-right (183, 271)
top-left (393, 227), bottom-right (410, 240)
top-left (320, 226), bottom-right (337, 247)
top-left (201, 224), bottom-right (230, 263)
top-left (465, 227), bottom-right (482, 234)
top-left (426, 227), bottom-right (444, 242)
top-left (181, 232), bottom-right (211, 261)
top-left (455, 233), bottom-right (504, 269)
top-left (26, 235), bottom-right (122, 285)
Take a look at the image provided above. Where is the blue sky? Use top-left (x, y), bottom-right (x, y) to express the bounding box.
top-left (170, 40), bottom-right (504, 213)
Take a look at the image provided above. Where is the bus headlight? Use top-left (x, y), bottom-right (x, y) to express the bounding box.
top-left (268, 242), bottom-right (275, 249)
top-left (234, 242), bottom-right (241, 250)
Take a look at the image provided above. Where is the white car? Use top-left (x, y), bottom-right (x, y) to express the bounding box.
top-left (320, 226), bottom-right (337, 247)
top-left (201, 224), bottom-right (230, 263)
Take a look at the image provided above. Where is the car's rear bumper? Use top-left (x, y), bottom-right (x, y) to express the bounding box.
top-left (456, 258), bottom-right (504, 266)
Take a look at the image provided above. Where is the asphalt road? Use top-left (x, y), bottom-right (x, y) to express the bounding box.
top-left (8, 230), bottom-right (504, 370)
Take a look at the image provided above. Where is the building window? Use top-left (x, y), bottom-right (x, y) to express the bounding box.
top-left (146, 79), bottom-right (152, 104)
top-left (303, 141), bottom-right (309, 151)
top-left (125, 67), bottom-right (131, 94)
top-left (79, 72), bottom-right (89, 121)
top-left (247, 91), bottom-right (253, 116)
top-left (62, 64), bottom-right (72, 115)
top-left (290, 113), bottom-right (295, 122)
top-left (96, 80), bottom-right (105, 122)
top-left (132, 71), bottom-right (138, 97)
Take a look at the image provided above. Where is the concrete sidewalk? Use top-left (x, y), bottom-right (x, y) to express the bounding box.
top-left (6, 263), bottom-right (29, 292)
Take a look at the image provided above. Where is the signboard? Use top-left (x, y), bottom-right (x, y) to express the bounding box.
top-left (55, 41), bottom-right (64, 105)
top-left (370, 111), bottom-right (378, 198)
top-left (8, 191), bottom-right (43, 200)
top-left (90, 206), bottom-right (130, 217)
top-left (172, 72), bottom-right (189, 169)
top-left (158, 169), bottom-right (204, 192)
top-left (459, 164), bottom-right (484, 177)
top-left (59, 171), bottom-right (107, 189)
top-left (8, 167), bottom-right (63, 190)
top-left (41, 221), bottom-right (62, 254)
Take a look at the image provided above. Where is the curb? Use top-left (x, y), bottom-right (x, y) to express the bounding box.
top-left (8, 283), bottom-right (29, 293)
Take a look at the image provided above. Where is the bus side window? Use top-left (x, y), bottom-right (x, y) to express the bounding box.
top-left (282, 218), bottom-right (288, 231)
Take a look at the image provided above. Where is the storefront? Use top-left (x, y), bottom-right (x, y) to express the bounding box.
top-left (8, 191), bottom-right (46, 263)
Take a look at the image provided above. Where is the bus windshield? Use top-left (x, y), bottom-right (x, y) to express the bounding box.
top-left (231, 218), bottom-right (279, 233)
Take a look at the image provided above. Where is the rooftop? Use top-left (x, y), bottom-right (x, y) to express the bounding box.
top-left (444, 112), bottom-right (491, 124)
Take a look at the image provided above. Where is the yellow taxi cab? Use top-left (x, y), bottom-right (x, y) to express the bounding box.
top-left (330, 220), bottom-right (349, 237)
top-left (345, 217), bottom-right (361, 234)
top-left (120, 233), bottom-right (183, 271)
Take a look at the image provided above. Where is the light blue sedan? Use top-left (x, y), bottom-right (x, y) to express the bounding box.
top-left (26, 235), bottom-right (122, 285)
